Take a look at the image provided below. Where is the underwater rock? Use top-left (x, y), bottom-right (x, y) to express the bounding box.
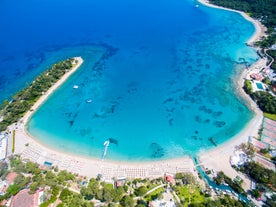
top-left (79, 128), bottom-right (91, 137)
top-left (68, 120), bottom-right (74, 127)
top-left (73, 113), bottom-right (78, 119)
top-left (212, 111), bottom-right (223, 118)
top-left (110, 104), bottom-right (116, 113)
top-left (205, 108), bottom-right (212, 114)
top-left (238, 107), bottom-right (244, 112)
top-left (198, 106), bottom-right (205, 111)
top-left (127, 82), bottom-right (139, 94)
top-left (168, 118), bottom-right (174, 126)
top-left (165, 107), bottom-right (175, 113)
top-left (65, 112), bottom-right (72, 117)
top-left (93, 112), bottom-right (106, 118)
top-left (127, 87), bottom-right (137, 94)
top-left (198, 105), bottom-right (212, 114)
top-left (214, 121), bottom-right (226, 128)
top-left (163, 98), bottom-right (174, 104)
top-left (195, 116), bottom-right (202, 123)
top-left (150, 142), bottom-right (164, 158)
top-left (191, 135), bottom-right (197, 140)
top-left (209, 137), bottom-right (217, 146)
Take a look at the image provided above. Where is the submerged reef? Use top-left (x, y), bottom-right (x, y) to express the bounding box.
top-left (149, 142), bottom-right (165, 158)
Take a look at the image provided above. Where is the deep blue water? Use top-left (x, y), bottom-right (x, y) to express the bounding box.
top-left (0, 0), bottom-right (258, 160)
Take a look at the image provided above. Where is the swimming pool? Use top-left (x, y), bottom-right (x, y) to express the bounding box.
top-left (256, 82), bottom-right (264, 90)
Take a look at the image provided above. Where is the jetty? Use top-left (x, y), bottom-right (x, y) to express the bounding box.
top-left (102, 140), bottom-right (110, 161)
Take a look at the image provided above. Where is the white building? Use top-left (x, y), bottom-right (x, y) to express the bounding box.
top-left (0, 180), bottom-right (8, 196)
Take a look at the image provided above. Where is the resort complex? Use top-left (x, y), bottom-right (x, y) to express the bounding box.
top-left (0, 0), bottom-right (276, 206)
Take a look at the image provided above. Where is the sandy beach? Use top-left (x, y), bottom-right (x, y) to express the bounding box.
top-left (14, 127), bottom-right (195, 180)
top-left (9, 1), bottom-right (267, 185)
top-left (14, 127), bottom-right (194, 180)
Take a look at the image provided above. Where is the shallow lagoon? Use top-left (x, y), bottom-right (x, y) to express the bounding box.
top-left (0, 0), bottom-right (258, 160)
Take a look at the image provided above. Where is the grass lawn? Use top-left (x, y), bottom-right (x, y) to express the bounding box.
top-left (264, 113), bottom-right (276, 121)
top-left (144, 187), bottom-right (164, 201)
top-left (174, 185), bottom-right (206, 206)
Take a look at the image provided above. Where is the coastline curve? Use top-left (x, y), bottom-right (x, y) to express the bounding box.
top-left (9, 1), bottom-right (267, 180)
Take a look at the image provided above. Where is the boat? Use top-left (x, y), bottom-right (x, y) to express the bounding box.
top-left (195, 4), bottom-right (199, 7)
top-left (102, 140), bottom-right (110, 160)
top-left (86, 99), bottom-right (92, 103)
top-left (73, 85), bottom-right (79, 89)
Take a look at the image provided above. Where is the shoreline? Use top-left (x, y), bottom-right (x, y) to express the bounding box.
top-left (197, 0), bottom-right (266, 45)
top-left (15, 127), bottom-right (195, 179)
top-left (196, 0), bottom-right (266, 188)
top-left (11, 1), bottom-right (267, 181)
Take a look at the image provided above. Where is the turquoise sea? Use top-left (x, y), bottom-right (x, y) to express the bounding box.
top-left (0, 0), bottom-right (258, 160)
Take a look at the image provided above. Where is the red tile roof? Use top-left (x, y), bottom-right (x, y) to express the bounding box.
top-left (5, 172), bottom-right (17, 185)
top-left (116, 181), bottom-right (122, 187)
top-left (164, 174), bottom-right (175, 184)
top-left (9, 188), bottom-right (43, 207)
top-left (10, 189), bottom-right (35, 207)
top-left (0, 199), bottom-right (7, 206)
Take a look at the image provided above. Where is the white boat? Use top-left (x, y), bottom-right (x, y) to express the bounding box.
top-left (73, 85), bottom-right (79, 89)
top-left (86, 99), bottom-right (92, 103)
top-left (195, 4), bottom-right (199, 7)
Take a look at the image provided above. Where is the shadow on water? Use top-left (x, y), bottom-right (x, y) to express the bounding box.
top-left (109, 138), bottom-right (118, 145)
